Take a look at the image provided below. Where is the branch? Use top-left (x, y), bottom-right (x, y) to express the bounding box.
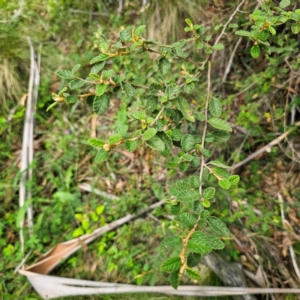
top-left (199, 61), bottom-right (211, 195)
top-left (232, 122), bottom-right (300, 170)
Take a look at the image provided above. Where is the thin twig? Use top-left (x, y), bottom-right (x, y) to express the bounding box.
top-left (199, 61), bottom-right (211, 195)
top-left (79, 183), bottom-right (120, 201)
top-left (223, 37), bottom-right (242, 82)
top-left (150, 106), bottom-right (164, 126)
top-left (202, 0), bottom-right (246, 68)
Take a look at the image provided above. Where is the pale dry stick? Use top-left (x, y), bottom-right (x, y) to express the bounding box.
top-left (278, 192), bottom-right (300, 281)
top-left (79, 183), bottom-right (120, 201)
top-left (149, 106), bottom-right (165, 127)
top-left (19, 269), bottom-right (300, 299)
top-left (26, 38), bottom-right (40, 234)
top-left (199, 61), bottom-right (211, 196)
top-left (222, 37), bottom-right (242, 82)
top-left (202, 0), bottom-right (246, 67)
top-left (232, 121), bottom-right (300, 170)
top-left (19, 38), bottom-right (37, 252)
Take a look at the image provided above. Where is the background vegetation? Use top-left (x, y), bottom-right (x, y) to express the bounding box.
top-left (1, 0), bottom-right (300, 299)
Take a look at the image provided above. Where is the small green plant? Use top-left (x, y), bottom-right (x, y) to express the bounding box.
top-left (49, 1), bottom-right (299, 289)
top-left (235, 0), bottom-right (300, 58)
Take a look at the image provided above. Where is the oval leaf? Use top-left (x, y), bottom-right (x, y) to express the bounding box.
top-left (161, 257), bottom-right (181, 272)
top-left (161, 236), bottom-right (182, 249)
top-left (208, 118), bottom-right (232, 132)
top-left (181, 134), bottom-right (195, 152)
top-left (93, 94), bottom-right (110, 115)
top-left (143, 128), bottom-right (157, 141)
top-left (146, 135), bottom-right (165, 151)
top-left (207, 216), bottom-right (231, 237)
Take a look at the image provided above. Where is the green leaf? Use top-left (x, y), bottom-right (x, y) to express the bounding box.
top-left (115, 125), bottom-right (129, 136)
top-left (179, 162), bottom-right (189, 172)
top-left (194, 112), bottom-right (205, 121)
top-left (93, 94), bottom-right (110, 115)
top-left (91, 62), bottom-right (105, 74)
top-left (189, 176), bottom-right (200, 188)
top-left (235, 30), bottom-right (253, 37)
top-left (166, 84), bottom-right (181, 100)
top-left (213, 167), bottom-right (230, 179)
top-left (200, 147), bottom-right (212, 158)
top-left (146, 135), bottom-right (165, 151)
top-left (123, 83), bottom-right (135, 98)
top-left (170, 270), bottom-right (180, 289)
top-left (202, 187), bottom-right (215, 200)
top-left (95, 149), bottom-right (109, 163)
top-left (180, 212), bottom-right (196, 228)
top-left (212, 43), bottom-right (224, 51)
top-left (209, 97), bottom-right (222, 118)
top-left (168, 156), bottom-right (181, 167)
top-left (206, 130), bottom-right (230, 143)
top-left (69, 79), bottom-right (85, 90)
top-left (158, 58), bottom-right (170, 76)
top-left (280, 0), bottom-right (290, 8)
top-left (102, 69), bottom-right (114, 79)
top-left (195, 41), bottom-right (204, 49)
top-left (120, 30), bottom-right (131, 41)
top-left (208, 160), bottom-right (231, 169)
top-left (182, 153), bottom-right (193, 162)
top-left (202, 199), bottom-right (211, 208)
top-left (89, 73), bottom-right (100, 80)
top-left (143, 128), bottom-right (157, 141)
top-left (125, 140), bottom-right (137, 152)
top-left (56, 69), bottom-right (75, 79)
top-left (259, 30), bottom-right (269, 41)
top-left (187, 252), bottom-right (202, 268)
top-left (208, 118), bottom-right (232, 132)
top-left (171, 128), bottom-right (183, 141)
top-left (251, 45), bottom-right (260, 58)
top-left (185, 18), bottom-right (192, 26)
top-left (218, 179), bottom-right (231, 189)
top-left (135, 25), bottom-right (146, 36)
top-left (184, 82), bottom-right (195, 94)
top-left (200, 210), bottom-right (210, 219)
top-left (291, 24), bottom-right (300, 34)
top-left (178, 98), bottom-right (195, 122)
top-left (88, 138), bottom-right (105, 148)
top-left (173, 189), bottom-right (199, 202)
top-left (181, 134), bottom-right (195, 152)
top-left (130, 111), bottom-right (146, 120)
top-left (161, 236), bottom-right (182, 249)
top-left (65, 95), bottom-right (78, 104)
top-left (73, 227), bottom-right (84, 237)
top-left (171, 203), bottom-right (181, 215)
top-left (161, 256), bottom-right (181, 272)
top-left (186, 269), bottom-right (200, 280)
top-left (46, 101), bottom-right (58, 111)
top-left (109, 134), bottom-right (122, 145)
top-left (207, 216), bottom-right (231, 237)
top-left (229, 175), bottom-right (240, 185)
top-left (71, 64), bottom-right (81, 74)
top-left (187, 235), bottom-right (212, 254)
top-left (96, 84), bottom-right (107, 96)
top-left (206, 234), bottom-right (224, 250)
top-left (90, 53), bottom-right (110, 64)
top-left (176, 179), bottom-right (190, 190)
top-left (157, 132), bottom-right (173, 151)
top-left (169, 186), bottom-right (185, 197)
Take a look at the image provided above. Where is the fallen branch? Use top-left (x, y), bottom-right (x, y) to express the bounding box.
top-left (232, 122), bottom-right (300, 170)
